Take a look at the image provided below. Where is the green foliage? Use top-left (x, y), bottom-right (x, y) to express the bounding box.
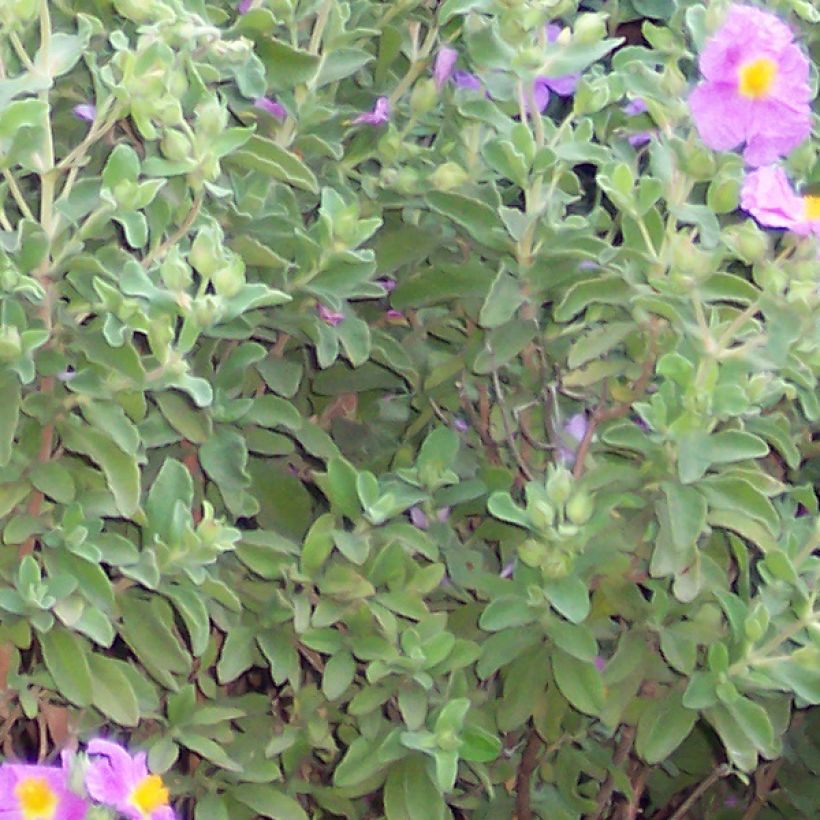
top-left (0, 0), bottom-right (818, 817)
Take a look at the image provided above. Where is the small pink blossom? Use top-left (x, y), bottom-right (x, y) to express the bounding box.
top-left (73, 103), bottom-right (96, 123)
top-left (740, 165), bottom-right (820, 238)
top-left (628, 131), bottom-right (654, 147)
top-left (434, 47), bottom-right (458, 90)
top-left (623, 98), bottom-right (648, 116)
top-left (317, 304), bottom-right (345, 325)
top-left (453, 71), bottom-right (482, 91)
top-left (85, 739), bottom-right (175, 820)
top-left (0, 755), bottom-right (89, 820)
top-left (594, 655), bottom-right (606, 672)
top-left (558, 413), bottom-right (588, 465)
top-left (688, 4), bottom-right (812, 166)
top-left (353, 97), bottom-right (390, 126)
top-left (386, 309), bottom-right (404, 320)
top-left (237, 0), bottom-right (253, 12)
top-left (253, 97), bottom-right (286, 120)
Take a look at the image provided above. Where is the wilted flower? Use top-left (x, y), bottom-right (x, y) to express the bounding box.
top-left (353, 96), bottom-right (390, 125)
top-left (741, 165), bottom-right (820, 238)
top-left (453, 71), bottom-right (482, 91)
top-left (72, 103), bottom-right (96, 123)
top-left (558, 412), bottom-right (588, 465)
top-left (317, 304), bottom-right (345, 325)
top-left (689, 4), bottom-right (812, 167)
top-left (85, 739), bottom-right (174, 820)
top-left (623, 98), bottom-right (648, 116)
top-left (434, 46), bottom-right (458, 90)
top-left (0, 756), bottom-right (89, 820)
top-left (409, 506), bottom-right (428, 530)
top-left (253, 96), bottom-right (286, 120)
top-left (628, 132), bottom-right (654, 148)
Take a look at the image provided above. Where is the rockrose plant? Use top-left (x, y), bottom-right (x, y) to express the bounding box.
top-left (0, 0), bottom-right (817, 818)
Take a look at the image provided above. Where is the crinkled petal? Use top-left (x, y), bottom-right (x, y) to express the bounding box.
top-left (544, 73), bottom-right (579, 97)
top-left (741, 166), bottom-right (804, 228)
top-left (434, 47), bottom-right (458, 90)
top-left (453, 70), bottom-right (481, 91)
top-left (531, 79), bottom-right (550, 112)
top-left (743, 99), bottom-right (812, 166)
top-left (150, 807), bottom-right (177, 820)
top-left (689, 82), bottom-right (749, 152)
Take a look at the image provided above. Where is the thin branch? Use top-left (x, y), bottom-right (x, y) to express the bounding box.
top-left (585, 725), bottom-right (636, 820)
top-left (491, 365), bottom-right (535, 482)
top-left (2, 170), bottom-right (35, 222)
top-left (514, 728), bottom-right (543, 820)
top-left (141, 192), bottom-right (204, 269)
top-left (668, 764), bottom-right (730, 820)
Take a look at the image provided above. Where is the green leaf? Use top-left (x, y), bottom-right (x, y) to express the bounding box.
top-left (88, 654), bottom-right (140, 726)
top-left (479, 268), bottom-right (525, 329)
top-left (0, 370), bottom-right (20, 466)
top-left (323, 649), bottom-right (355, 700)
top-left (228, 135), bottom-right (318, 193)
top-left (473, 320), bottom-right (537, 374)
top-left (543, 576), bottom-right (590, 624)
top-left (551, 649), bottom-right (605, 716)
top-left (256, 39), bottom-right (320, 89)
top-left (426, 191), bottom-right (509, 252)
top-left (39, 628), bottom-right (93, 707)
top-left (29, 462), bottom-right (76, 504)
top-left (479, 596), bottom-right (536, 631)
top-left (487, 491), bottom-right (531, 528)
top-left (636, 692), bottom-right (696, 763)
top-left (384, 754), bottom-right (449, 820)
top-left (232, 785), bottom-right (307, 820)
top-left (661, 482), bottom-right (707, 550)
top-left (60, 422), bottom-right (141, 518)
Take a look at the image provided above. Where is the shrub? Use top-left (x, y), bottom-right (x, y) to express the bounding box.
top-left (0, 0), bottom-right (817, 817)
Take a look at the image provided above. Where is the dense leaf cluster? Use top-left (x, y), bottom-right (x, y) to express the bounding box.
top-left (0, 0), bottom-right (817, 817)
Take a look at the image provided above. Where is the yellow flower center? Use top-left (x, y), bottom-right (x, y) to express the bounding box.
top-left (738, 57), bottom-right (777, 99)
top-left (803, 195), bottom-right (820, 221)
top-left (14, 777), bottom-right (57, 820)
top-left (131, 774), bottom-right (169, 815)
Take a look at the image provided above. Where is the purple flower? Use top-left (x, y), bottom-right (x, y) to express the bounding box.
top-left (434, 47), bottom-right (458, 90)
top-left (623, 98), bottom-right (648, 116)
top-left (594, 655), bottom-right (606, 672)
top-left (253, 96), bottom-right (286, 120)
top-left (237, 0), bottom-right (253, 12)
top-left (409, 506), bottom-right (428, 530)
top-left (499, 559), bottom-right (516, 579)
top-left (353, 97), bottom-right (390, 126)
top-left (558, 413), bottom-right (588, 465)
top-left (628, 131), bottom-right (654, 148)
top-left (85, 739), bottom-right (175, 820)
top-left (741, 165), bottom-right (820, 238)
top-left (386, 309), bottom-right (405, 320)
top-left (453, 71), bottom-right (482, 91)
top-left (453, 417), bottom-right (468, 433)
top-left (0, 755), bottom-right (89, 820)
top-left (688, 4), bottom-right (812, 167)
top-left (536, 23), bottom-right (580, 101)
top-left (72, 103), bottom-right (96, 123)
top-left (437, 507), bottom-right (451, 523)
top-left (377, 277), bottom-right (397, 292)
top-left (317, 304), bottom-right (344, 326)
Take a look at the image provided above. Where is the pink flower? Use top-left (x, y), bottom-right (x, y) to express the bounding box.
top-left (84, 740), bottom-right (175, 820)
top-left (0, 755), bottom-right (89, 820)
top-left (352, 97), bottom-right (390, 125)
top-left (72, 103), bottom-right (96, 123)
top-left (385, 309), bottom-right (405, 320)
top-left (741, 165), bottom-right (820, 238)
top-left (237, 0), bottom-right (253, 12)
top-left (688, 4), bottom-right (812, 167)
top-left (623, 98), bottom-right (648, 116)
top-left (628, 131), bottom-right (654, 147)
top-left (594, 655), bottom-right (606, 672)
top-left (317, 304), bottom-right (344, 325)
top-left (253, 97), bottom-right (286, 120)
top-left (558, 413), bottom-right (588, 465)
top-left (434, 47), bottom-right (458, 90)
top-left (453, 71), bottom-right (482, 91)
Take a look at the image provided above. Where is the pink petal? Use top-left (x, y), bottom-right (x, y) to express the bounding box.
top-left (741, 166), bottom-right (804, 228)
top-left (743, 100), bottom-right (812, 166)
top-left (689, 82), bottom-right (748, 153)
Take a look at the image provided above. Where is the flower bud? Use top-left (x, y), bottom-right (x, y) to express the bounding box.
top-left (211, 254), bottom-right (246, 298)
top-left (192, 295), bottom-right (222, 327)
top-left (573, 13), bottom-right (607, 44)
top-left (159, 248), bottom-right (192, 291)
top-left (682, 145), bottom-right (717, 180)
top-left (566, 492), bottom-right (594, 525)
top-left (196, 99), bottom-right (227, 136)
top-left (541, 550), bottom-right (573, 579)
top-left (706, 176), bottom-right (740, 214)
top-left (724, 223), bottom-right (769, 265)
top-left (189, 225), bottom-right (222, 277)
top-left (546, 466), bottom-right (573, 506)
top-left (518, 538), bottom-right (548, 568)
top-left (0, 0), bottom-right (37, 27)
top-left (528, 499), bottom-right (555, 531)
top-left (160, 129), bottom-right (192, 162)
top-left (377, 131), bottom-right (402, 164)
top-left (410, 79), bottom-right (438, 116)
top-left (393, 168), bottom-right (421, 195)
top-left (430, 162), bottom-right (469, 191)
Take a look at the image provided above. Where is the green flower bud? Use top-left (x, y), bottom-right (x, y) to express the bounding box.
top-left (211, 255), bottom-right (246, 298)
top-left (0, 0), bottom-right (37, 27)
top-left (518, 538), bottom-right (548, 568)
top-left (378, 132), bottom-right (402, 164)
top-left (566, 492), bottom-right (594, 525)
top-left (160, 129), bottom-right (192, 162)
top-left (430, 162), bottom-right (469, 192)
top-left (706, 176), bottom-right (740, 214)
top-left (528, 499), bottom-right (555, 531)
top-left (546, 466), bottom-right (573, 507)
top-left (541, 550), bottom-right (573, 579)
top-left (682, 145), bottom-right (717, 180)
top-left (192, 295), bottom-right (222, 327)
top-left (724, 223), bottom-right (770, 265)
top-left (113, 180), bottom-right (139, 209)
top-left (113, 0), bottom-right (160, 22)
top-left (394, 168), bottom-right (420, 195)
top-left (159, 248), bottom-right (193, 291)
top-left (189, 225), bottom-right (222, 277)
top-left (573, 13), bottom-right (607, 44)
top-left (410, 79), bottom-right (439, 117)
top-left (0, 326), bottom-right (22, 362)
top-left (196, 99), bottom-right (227, 136)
